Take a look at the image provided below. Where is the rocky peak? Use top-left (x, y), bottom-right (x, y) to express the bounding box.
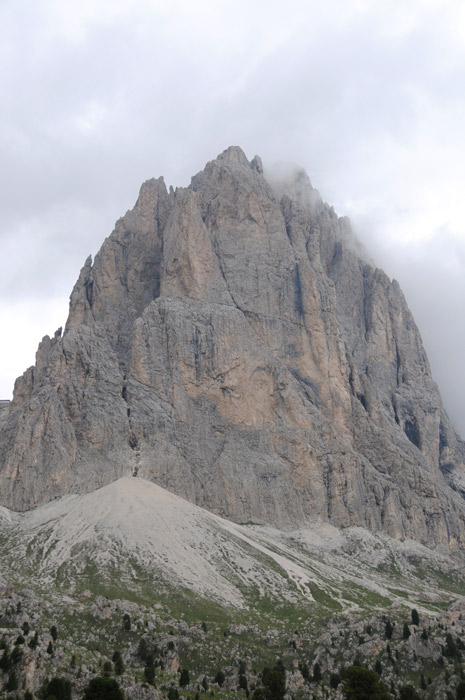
top-left (215, 144), bottom-right (251, 167)
top-left (1, 147), bottom-right (465, 552)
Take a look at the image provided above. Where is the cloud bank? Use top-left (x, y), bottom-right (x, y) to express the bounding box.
top-left (1, 0), bottom-right (464, 432)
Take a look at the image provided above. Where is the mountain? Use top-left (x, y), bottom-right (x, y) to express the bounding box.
top-left (2, 146), bottom-right (465, 700)
top-left (1, 146), bottom-right (465, 551)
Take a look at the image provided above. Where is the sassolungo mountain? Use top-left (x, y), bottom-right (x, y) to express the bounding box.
top-left (1, 146), bottom-right (465, 551)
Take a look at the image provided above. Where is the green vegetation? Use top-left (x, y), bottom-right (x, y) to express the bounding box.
top-left (253, 663), bottom-right (286, 700)
top-left (83, 677), bottom-right (124, 700)
top-left (2, 515), bottom-right (465, 700)
top-left (1, 583), bottom-right (465, 700)
top-left (179, 668), bottom-right (190, 687)
top-left (45, 676), bottom-right (72, 700)
top-left (342, 666), bottom-right (390, 700)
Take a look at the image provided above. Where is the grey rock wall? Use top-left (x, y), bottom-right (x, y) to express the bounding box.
top-left (1, 146), bottom-right (465, 548)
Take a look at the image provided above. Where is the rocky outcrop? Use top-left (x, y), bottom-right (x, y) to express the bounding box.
top-left (1, 146), bottom-right (465, 548)
top-left (0, 400), bottom-right (10, 431)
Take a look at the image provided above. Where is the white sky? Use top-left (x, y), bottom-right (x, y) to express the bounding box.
top-left (1, 0), bottom-right (465, 433)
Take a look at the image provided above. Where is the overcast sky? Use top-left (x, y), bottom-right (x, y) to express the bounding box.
top-left (1, 0), bottom-right (465, 434)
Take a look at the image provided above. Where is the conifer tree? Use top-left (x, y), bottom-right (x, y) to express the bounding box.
top-left (215, 670), bottom-right (225, 686)
top-left (29, 631), bottom-right (39, 650)
top-left (144, 664), bottom-right (155, 685)
top-left (112, 651), bottom-right (124, 676)
top-left (83, 677), bottom-right (124, 700)
top-left (313, 662), bottom-right (322, 682)
top-left (179, 668), bottom-right (190, 687)
top-left (343, 667), bottom-right (390, 700)
top-left (6, 670), bottom-right (18, 692)
top-left (46, 676), bottom-right (72, 700)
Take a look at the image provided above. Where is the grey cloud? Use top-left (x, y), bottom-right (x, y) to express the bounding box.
top-left (1, 0), bottom-right (464, 435)
top-left (357, 228), bottom-right (465, 435)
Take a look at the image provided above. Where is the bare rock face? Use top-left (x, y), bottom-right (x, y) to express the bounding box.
top-left (2, 146), bottom-right (465, 549)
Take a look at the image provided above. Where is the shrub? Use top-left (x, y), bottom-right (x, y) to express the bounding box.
top-left (144, 665), bottom-right (155, 685)
top-left (398, 686), bottom-right (421, 700)
top-left (239, 674), bottom-right (248, 690)
top-left (179, 668), bottom-right (190, 688)
top-left (5, 670), bottom-right (18, 692)
top-left (10, 645), bottom-right (22, 664)
top-left (103, 661), bottom-right (113, 677)
top-left (137, 638), bottom-right (148, 660)
top-left (112, 651), bottom-right (124, 676)
top-left (0, 650), bottom-right (10, 672)
top-left (46, 676), bottom-right (72, 700)
top-left (343, 667), bottom-right (390, 700)
top-left (29, 632), bottom-right (39, 650)
top-left (261, 666), bottom-right (286, 700)
top-left (83, 677), bottom-right (124, 700)
top-left (215, 670), bottom-right (225, 687)
top-left (445, 633), bottom-right (461, 660)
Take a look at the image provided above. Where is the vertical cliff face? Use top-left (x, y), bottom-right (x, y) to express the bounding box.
top-left (1, 146), bottom-right (465, 548)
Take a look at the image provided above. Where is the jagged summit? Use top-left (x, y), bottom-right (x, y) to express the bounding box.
top-left (214, 144), bottom-right (251, 167)
top-left (1, 148), bottom-right (465, 551)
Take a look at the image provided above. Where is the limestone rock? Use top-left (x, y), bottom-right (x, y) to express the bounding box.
top-left (1, 146), bottom-right (465, 550)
